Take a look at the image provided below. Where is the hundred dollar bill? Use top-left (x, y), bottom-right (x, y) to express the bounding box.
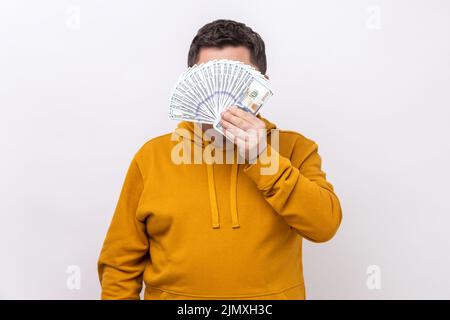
top-left (213, 77), bottom-right (273, 135)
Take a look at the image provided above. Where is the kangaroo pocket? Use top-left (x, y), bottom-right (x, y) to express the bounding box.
top-left (144, 283), bottom-right (305, 300)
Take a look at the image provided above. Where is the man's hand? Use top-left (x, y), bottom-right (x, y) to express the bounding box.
top-left (219, 106), bottom-right (267, 161)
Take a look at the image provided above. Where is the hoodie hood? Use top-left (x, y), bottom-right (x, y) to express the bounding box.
top-left (173, 115), bottom-right (277, 229)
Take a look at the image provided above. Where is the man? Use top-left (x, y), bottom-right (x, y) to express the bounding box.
top-left (98, 19), bottom-right (342, 300)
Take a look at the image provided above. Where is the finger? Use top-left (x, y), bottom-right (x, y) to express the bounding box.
top-left (220, 119), bottom-right (248, 141)
top-left (227, 106), bottom-right (261, 127)
top-left (234, 137), bottom-right (249, 155)
top-left (223, 129), bottom-right (247, 146)
top-left (225, 129), bottom-right (247, 148)
top-left (221, 109), bottom-right (253, 130)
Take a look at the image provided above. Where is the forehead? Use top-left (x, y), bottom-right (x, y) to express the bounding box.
top-left (196, 46), bottom-right (253, 66)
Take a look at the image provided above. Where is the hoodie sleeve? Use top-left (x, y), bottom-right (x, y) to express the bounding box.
top-left (243, 139), bottom-right (342, 243)
top-left (97, 157), bottom-right (149, 299)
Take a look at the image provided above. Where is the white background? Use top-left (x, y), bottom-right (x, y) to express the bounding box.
top-left (1, 0), bottom-right (449, 299)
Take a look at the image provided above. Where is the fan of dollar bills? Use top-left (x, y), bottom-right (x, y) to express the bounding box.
top-left (168, 59), bottom-right (273, 134)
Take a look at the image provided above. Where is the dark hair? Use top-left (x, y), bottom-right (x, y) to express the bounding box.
top-left (187, 19), bottom-right (267, 74)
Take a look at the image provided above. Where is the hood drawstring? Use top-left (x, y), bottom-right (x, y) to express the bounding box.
top-left (206, 163), bottom-right (220, 228)
top-left (230, 161), bottom-right (240, 228)
top-left (205, 141), bottom-right (240, 229)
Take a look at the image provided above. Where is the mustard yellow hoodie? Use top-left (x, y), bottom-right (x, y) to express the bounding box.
top-left (98, 116), bottom-right (342, 300)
